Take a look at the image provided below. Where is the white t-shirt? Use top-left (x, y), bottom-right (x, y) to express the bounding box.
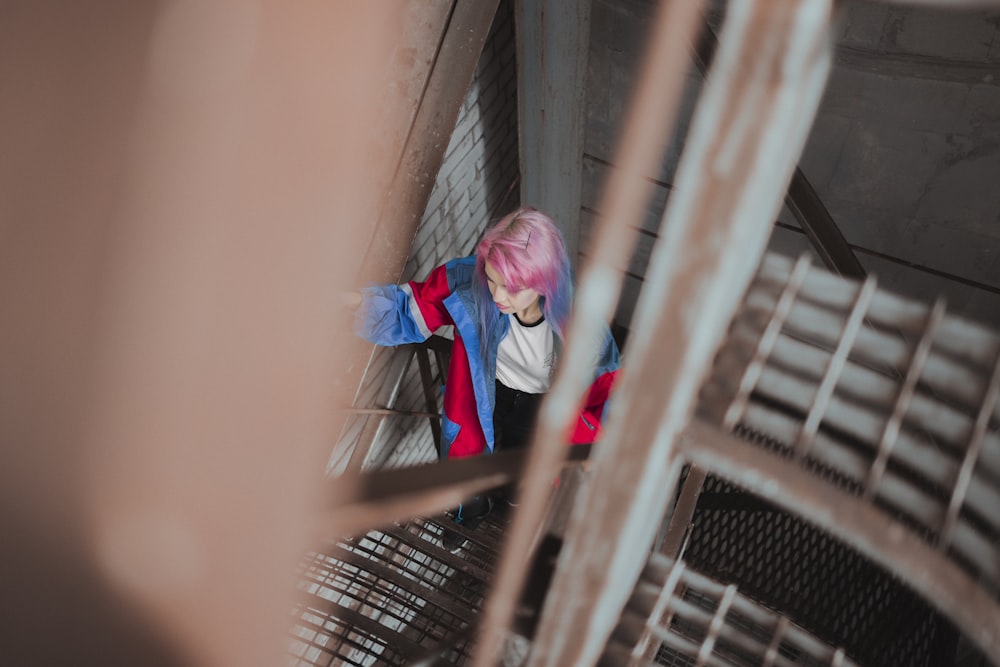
top-left (495, 313), bottom-right (555, 394)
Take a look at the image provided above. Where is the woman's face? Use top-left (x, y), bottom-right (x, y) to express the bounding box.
top-left (484, 261), bottom-right (541, 319)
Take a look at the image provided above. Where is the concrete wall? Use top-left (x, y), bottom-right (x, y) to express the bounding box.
top-left (583, 0), bottom-right (1000, 337)
top-left (787, 1), bottom-right (1000, 328)
top-left (333, 0), bottom-right (520, 472)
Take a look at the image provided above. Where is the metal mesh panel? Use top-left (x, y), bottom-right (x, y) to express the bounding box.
top-left (680, 474), bottom-right (958, 666)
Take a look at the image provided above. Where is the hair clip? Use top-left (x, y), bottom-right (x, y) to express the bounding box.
top-left (524, 229), bottom-right (531, 250)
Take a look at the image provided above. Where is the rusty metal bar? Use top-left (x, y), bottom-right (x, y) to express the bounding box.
top-left (328, 452), bottom-right (520, 539)
top-left (22, 3), bottom-right (464, 664)
top-left (295, 596), bottom-right (426, 661)
top-left (356, 0), bottom-right (500, 287)
top-left (723, 255), bottom-right (812, 430)
top-left (695, 584), bottom-right (737, 667)
top-left (679, 418), bottom-right (1000, 659)
top-left (612, 553), bottom-right (859, 666)
top-left (628, 560), bottom-right (688, 666)
top-left (785, 168), bottom-right (867, 279)
top-left (793, 275), bottom-right (877, 457)
top-left (345, 407), bottom-right (440, 419)
top-left (865, 297), bottom-right (946, 497)
top-left (691, 18), bottom-right (865, 281)
top-left (656, 466), bottom-right (708, 558)
top-left (522, 2), bottom-right (836, 665)
top-left (941, 347), bottom-right (1000, 548)
top-left (415, 344), bottom-right (444, 446)
top-left (762, 617), bottom-right (790, 667)
top-left (723, 313), bottom-right (1000, 484)
top-left (324, 444), bottom-right (591, 540)
top-left (542, 465), bottom-right (587, 538)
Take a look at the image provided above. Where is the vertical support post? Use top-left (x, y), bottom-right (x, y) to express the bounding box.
top-left (692, 20), bottom-right (866, 281)
top-left (515, 0), bottom-right (591, 261)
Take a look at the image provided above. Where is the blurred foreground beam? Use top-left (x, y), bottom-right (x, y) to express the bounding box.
top-left (0, 2), bottom-right (462, 665)
top-left (691, 16), bottom-right (865, 280)
top-left (523, 2), bottom-right (837, 666)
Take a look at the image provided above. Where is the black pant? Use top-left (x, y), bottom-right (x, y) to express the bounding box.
top-left (493, 380), bottom-right (544, 452)
top-left (492, 380), bottom-right (544, 508)
top-left (447, 382), bottom-right (544, 526)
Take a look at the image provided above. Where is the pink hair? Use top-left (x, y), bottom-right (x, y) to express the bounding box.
top-left (473, 207), bottom-right (572, 354)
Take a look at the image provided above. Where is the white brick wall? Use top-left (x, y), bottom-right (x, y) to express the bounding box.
top-left (334, 0), bottom-right (520, 472)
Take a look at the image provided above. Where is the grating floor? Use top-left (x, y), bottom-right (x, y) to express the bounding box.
top-left (287, 503), bottom-right (514, 666)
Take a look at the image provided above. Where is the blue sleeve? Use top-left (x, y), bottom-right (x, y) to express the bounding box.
top-left (594, 326), bottom-right (621, 376)
top-left (596, 331), bottom-right (621, 425)
top-left (353, 284), bottom-right (431, 346)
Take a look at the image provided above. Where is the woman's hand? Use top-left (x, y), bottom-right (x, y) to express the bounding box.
top-left (340, 291), bottom-right (362, 309)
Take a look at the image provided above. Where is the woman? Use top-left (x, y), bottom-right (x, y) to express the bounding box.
top-left (354, 207), bottom-right (620, 549)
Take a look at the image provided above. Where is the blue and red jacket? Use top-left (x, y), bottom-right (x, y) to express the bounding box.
top-left (355, 257), bottom-right (621, 459)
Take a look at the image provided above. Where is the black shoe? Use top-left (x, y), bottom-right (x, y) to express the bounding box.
top-left (493, 484), bottom-right (520, 508)
top-left (440, 496), bottom-right (493, 552)
top-left (441, 527), bottom-right (468, 553)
